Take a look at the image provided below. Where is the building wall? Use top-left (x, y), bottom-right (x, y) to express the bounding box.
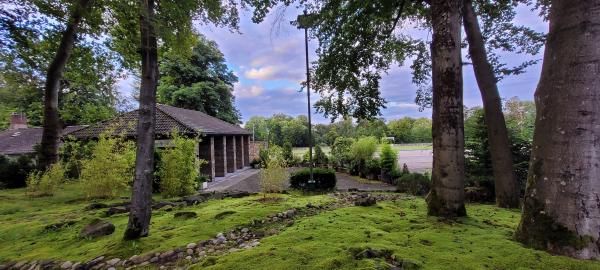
top-left (248, 140), bottom-right (267, 162)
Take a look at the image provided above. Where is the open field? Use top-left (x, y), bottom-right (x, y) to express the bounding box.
top-left (292, 143), bottom-right (433, 158)
top-left (0, 183), bottom-right (599, 269)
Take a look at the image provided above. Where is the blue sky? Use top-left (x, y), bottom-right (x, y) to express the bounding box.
top-left (119, 4), bottom-right (547, 125)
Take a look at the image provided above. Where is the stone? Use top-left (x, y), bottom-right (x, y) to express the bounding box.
top-left (197, 251), bottom-right (206, 257)
top-left (45, 220), bottom-right (77, 232)
top-left (152, 201), bottom-right (176, 210)
top-left (12, 261), bottom-right (26, 269)
top-left (185, 256), bottom-right (192, 260)
top-left (79, 220), bottom-right (115, 238)
top-left (241, 228), bottom-right (249, 233)
top-left (354, 196), bottom-right (377, 207)
top-left (285, 209), bottom-right (296, 218)
top-left (186, 249), bottom-right (193, 255)
top-left (174, 211), bottom-right (197, 219)
top-left (186, 242), bottom-right (197, 249)
top-left (105, 258), bottom-right (120, 266)
top-left (228, 248), bottom-right (240, 252)
top-left (107, 268), bottom-right (116, 270)
top-left (129, 254), bottom-right (152, 265)
top-left (84, 256), bottom-right (104, 269)
top-left (84, 203), bottom-right (107, 211)
top-left (149, 257), bottom-right (158, 263)
top-left (60, 261), bottom-right (73, 269)
top-left (105, 206), bottom-right (127, 216)
top-left (271, 216), bottom-right (278, 222)
top-left (198, 240), bottom-right (211, 247)
top-left (182, 193), bottom-right (211, 205)
top-left (159, 250), bottom-right (176, 260)
top-left (70, 262), bottom-right (81, 270)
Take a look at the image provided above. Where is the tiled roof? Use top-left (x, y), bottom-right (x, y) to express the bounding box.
top-left (67, 104), bottom-right (250, 140)
top-left (0, 126), bottom-right (84, 156)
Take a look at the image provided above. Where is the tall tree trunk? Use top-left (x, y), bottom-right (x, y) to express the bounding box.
top-left (124, 0), bottom-right (158, 240)
top-left (462, 0), bottom-right (519, 208)
top-left (426, 0), bottom-right (466, 218)
top-left (38, 0), bottom-right (92, 170)
top-left (515, 0), bottom-right (600, 259)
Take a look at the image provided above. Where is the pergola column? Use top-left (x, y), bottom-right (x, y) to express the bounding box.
top-left (226, 136), bottom-right (236, 173)
top-left (244, 135), bottom-right (250, 166)
top-left (214, 136), bottom-right (227, 177)
top-left (236, 135), bottom-right (243, 169)
top-left (198, 136), bottom-right (215, 180)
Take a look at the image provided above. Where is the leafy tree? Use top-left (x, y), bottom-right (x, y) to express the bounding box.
top-left (313, 145), bottom-right (328, 165)
top-left (516, 0), bottom-right (600, 259)
top-left (350, 136), bottom-right (378, 175)
top-left (355, 118), bottom-right (387, 140)
top-left (387, 117), bottom-right (415, 143)
top-left (245, 116), bottom-right (269, 141)
top-left (330, 137), bottom-right (354, 169)
top-left (409, 118), bottom-right (432, 143)
top-left (158, 35), bottom-right (240, 124)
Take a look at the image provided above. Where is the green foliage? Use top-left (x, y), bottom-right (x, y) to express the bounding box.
top-left (0, 155), bottom-right (36, 189)
top-left (157, 132), bottom-right (204, 198)
top-left (396, 173), bottom-right (431, 196)
top-left (330, 137), bottom-right (354, 169)
top-left (282, 142), bottom-right (294, 165)
top-left (387, 117), bottom-right (415, 143)
top-left (158, 35), bottom-right (240, 124)
top-left (313, 145), bottom-right (328, 165)
top-left (79, 132), bottom-right (135, 199)
top-left (350, 137), bottom-right (378, 162)
top-left (59, 137), bottom-right (94, 179)
top-left (379, 142), bottom-right (397, 173)
top-left (289, 168), bottom-right (336, 190)
top-left (259, 146), bottom-right (288, 194)
top-left (26, 163), bottom-right (64, 197)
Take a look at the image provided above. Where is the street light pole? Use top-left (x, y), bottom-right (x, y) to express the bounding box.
top-left (302, 10), bottom-right (314, 185)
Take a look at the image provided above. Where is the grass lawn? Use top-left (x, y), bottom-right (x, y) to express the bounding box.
top-left (1, 183), bottom-right (599, 270)
top-left (292, 143), bottom-right (432, 158)
top-left (198, 199), bottom-right (600, 270)
top-left (0, 182), bottom-right (333, 262)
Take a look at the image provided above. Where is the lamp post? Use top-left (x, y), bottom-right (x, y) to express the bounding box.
top-left (298, 10), bottom-right (314, 185)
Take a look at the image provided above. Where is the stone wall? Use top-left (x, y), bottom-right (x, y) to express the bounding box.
top-left (248, 141), bottom-right (267, 162)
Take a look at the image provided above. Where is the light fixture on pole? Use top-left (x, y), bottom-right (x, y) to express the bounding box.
top-left (297, 10), bottom-right (314, 185)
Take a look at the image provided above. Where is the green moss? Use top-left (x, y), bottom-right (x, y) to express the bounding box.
top-left (516, 198), bottom-right (596, 253)
top-left (197, 199), bottom-right (600, 270)
top-left (0, 182), bottom-right (333, 262)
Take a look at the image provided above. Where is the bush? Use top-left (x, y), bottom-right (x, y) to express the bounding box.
top-left (330, 137), bottom-right (354, 169)
top-left (26, 163), bottom-right (64, 197)
top-left (350, 136), bottom-right (378, 175)
top-left (314, 145), bottom-right (328, 165)
top-left (158, 132), bottom-right (205, 197)
top-left (362, 158), bottom-right (381, 180)
top-left (379, 142), bottom-right (398, 182)
top-left (59, 137), bottom-right (94, 179)
top-left (258, 146), bottom-right (270, 168)
top-left (80, 132), bottom-right (135, 199)
top-left (289, 168), bottom-right (336, 190)
top-left (0, 154), bottom-right (35, 189)
top-left (396, 173), bottom-right (430, 196)
top-left (260, 146), bottom-right (288, 195)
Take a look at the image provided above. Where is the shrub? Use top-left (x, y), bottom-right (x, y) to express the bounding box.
top-left (314, 145), bottom-right (328, 165)
top-left (396, 173), bottom-right (430, 196)
top-left (80, 132), bottom-right (135, 199)
top-left (250, 157), bottom-right (261, 169)
top-left (282, 142), bottom-right (294, 165)
top-left (362, 158), bottom-right (381, 180)
top-left (158, 132), bottom-right (205, 197)
top-left (258, 146), bottom-right (270, 168)
top-left (289, 168), bottom-right (336, 190)
top-left (0, 154), bottom-right (35, 189)
top-left (26, 163), bottom-right (64, 197)
top-left (379, 142), bottom-right (398, 182)
top-left (330, 137), bottom-right (354, 169)
top-left (350, 136), bottom-right (378, 175)
top-left (260, 146), bottom-right (288, 195)
top-left (59, 137), bottom-right (94, 179)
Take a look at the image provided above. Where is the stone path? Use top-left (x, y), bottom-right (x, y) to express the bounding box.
top-left (206, 168), bottom-right (396, 193)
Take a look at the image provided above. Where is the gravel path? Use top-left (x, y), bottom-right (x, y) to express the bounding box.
top-left (209, 168), bottom-right (396, 193)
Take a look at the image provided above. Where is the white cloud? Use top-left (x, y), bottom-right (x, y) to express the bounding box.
top-left (244, 66), bottom-right (279, 80)
top-left (388, 101), bottom-right (420, 109)
top-left (234, 83), bottom-right (265, 99)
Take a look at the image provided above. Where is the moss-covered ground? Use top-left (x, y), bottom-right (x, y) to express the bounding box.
top-left (1, 183), bottom-right (599, 269)
top-left (0, 182), bottom-right (332, 262)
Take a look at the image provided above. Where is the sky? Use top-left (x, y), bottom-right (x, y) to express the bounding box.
top-left (119, 4), bottom-right (548, 125)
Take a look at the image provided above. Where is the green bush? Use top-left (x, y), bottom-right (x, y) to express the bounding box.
top-left (379, 142), bottom-right (398, 182)
top-left (289, 168), bottom-right (336, 190)
top-left (314, 145), bottom-right (328, 165)
top-left (330, 137), bottom-right (354, 169)
top-left (362, 158), bottom-right (381, 180)
top-left (26, 163), bottom-right (65, 197)
top-left (258, 146), bottom-right (270, 168)
top-left (80, 132), bottom-right (135, 199)
top-left (396, 173), bottom-right (430, 196)
top-left (59, 136), bottom-right (94, 179)
top-left (158, 132), bottom-right (205, 197)
top-left (0, 154), bottom-right (35, 189)
top-left (350, 136), bottom-right (378, 175)
top-left (260, 146), bottom-right (288, 195)
top-left (282, 142), bottom-right (294, 164)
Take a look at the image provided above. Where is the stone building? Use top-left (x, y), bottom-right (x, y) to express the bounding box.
top-left (68, 104), bottom-right (251, 180)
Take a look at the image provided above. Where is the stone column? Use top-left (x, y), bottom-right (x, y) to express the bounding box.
top-left (198, 136), bottom-right (215, 180)
top-left (226, 136), bottom-right (235, 173)
top-left (214, 136), bottom-right (226, 177)
top-left (240, 135), bottom-right (245, 167)
top-left (244, 135), bottom-right (250, 165)
top-left (236, 135), bottom-right (243, 169)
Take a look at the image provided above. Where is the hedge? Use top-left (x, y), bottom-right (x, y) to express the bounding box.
top-left (290, 168), bottom-right (336, 190)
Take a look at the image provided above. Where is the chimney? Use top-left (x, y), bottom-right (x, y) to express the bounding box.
top-left (9, 113), bottom-right (28, 130)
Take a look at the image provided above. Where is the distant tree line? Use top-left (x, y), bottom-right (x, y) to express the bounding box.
top-left (245, 114), bottom-right (433, 147)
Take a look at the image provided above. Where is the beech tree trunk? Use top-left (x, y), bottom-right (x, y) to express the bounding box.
top-left (38, 0), bottom-right (92, 170)
top-left (426, 0), bottom-right (466, 218)
top-left (462, 0), bottom-right (519, 208)
top-left (515, 0), bottom-right (600, 259)
top-left (124, 0), bottom-right (158, 240)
